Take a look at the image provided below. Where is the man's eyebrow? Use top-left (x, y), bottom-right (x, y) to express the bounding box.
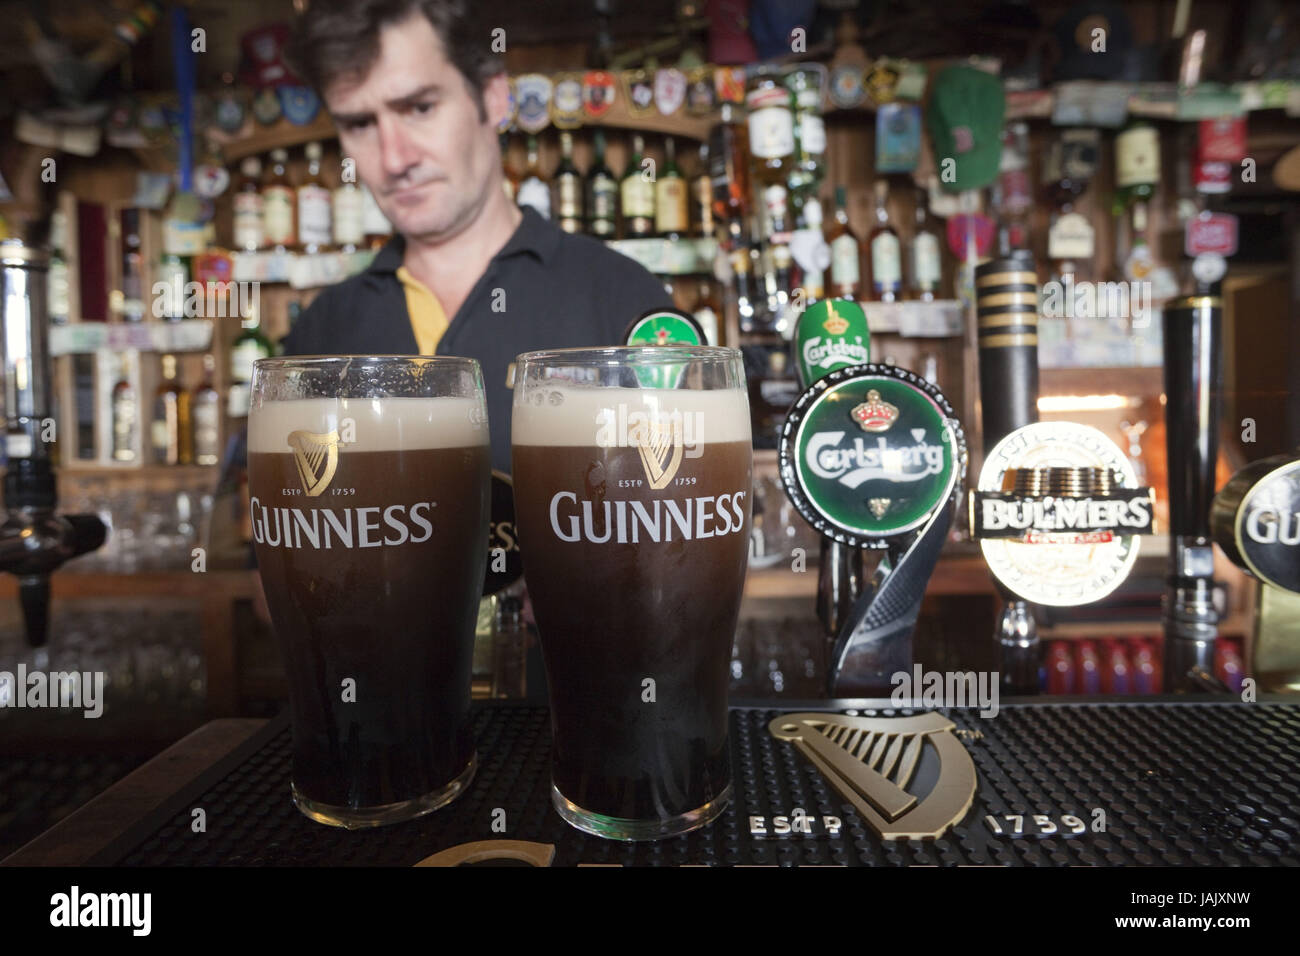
top-left (332, 83), bottom-right (445, 124)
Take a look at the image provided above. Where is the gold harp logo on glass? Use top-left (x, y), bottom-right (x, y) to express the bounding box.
top-left (635, 419), bottom-right (684, 490)
top-left (288, 429), bottom-right (341, 497)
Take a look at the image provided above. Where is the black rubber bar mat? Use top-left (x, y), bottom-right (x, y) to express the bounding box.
top-left (95, 700), bottom-right (1300, 866)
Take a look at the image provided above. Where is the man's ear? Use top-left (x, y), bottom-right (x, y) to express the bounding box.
top-left (482, 71), bottom-right (510, 128)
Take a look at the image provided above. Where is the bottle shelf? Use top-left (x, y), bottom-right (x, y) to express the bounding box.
top-left (230, 249), bottom-right (376, 288)
top-left (50, 320), bottom-right (214, 356)
top-left (606, 236), bottom-right (716, 276)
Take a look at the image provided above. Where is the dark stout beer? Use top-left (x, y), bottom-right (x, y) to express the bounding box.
top-left (249, 395), bottom-right (489, 822)
top-left (512, 383), bottom-right (751, 834)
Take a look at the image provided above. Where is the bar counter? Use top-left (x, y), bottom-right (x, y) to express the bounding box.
top-left (5, 697), bottom-right (1297, 868)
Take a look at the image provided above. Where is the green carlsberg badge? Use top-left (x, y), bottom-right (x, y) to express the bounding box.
top-left (794, 298), bottom-right (871, 387)
top-left (780, 364), bottom-right (962, 546)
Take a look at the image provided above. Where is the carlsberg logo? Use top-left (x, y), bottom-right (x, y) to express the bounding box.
top-left (803, 335), bottom-right (869, 371)
top-left (806, 431), bottom-right (945, 488)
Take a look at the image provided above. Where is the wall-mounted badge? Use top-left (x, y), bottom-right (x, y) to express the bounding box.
top-left (714, 66), bottom-right (747, 104)
top-left (829, 63), bottom-right (865, 110)
top-left (686, 67), bottom-right (716, 115)
top-left (865, 59), bottom-right (901, 106)
top-left (624, 69), bottom-right (655, 116)
top-left (515, 74), bottom-right (553, 134)
top-left (551, 74), bottom-right (584, 129)
top-left (582, 71), bottom-right (616, 119)
top-left (654, 68), bottom-right (687, 116)
top-left (876, 103), bottom-right (921, 173)
top-left (770, 711), bottom-right (978, 840)
top-left (278, 86), bottom-right (321, 125)
top-left (1185, 210), bottom-right (1238, 257)
top-left (498, 78), bottom-right (517, 132)
top-left (193, 163), bottom-right (230, 199)
top-left (252, 87), bottom-right (282, 125)
top-left (213, 87), bottom-right (247, 134)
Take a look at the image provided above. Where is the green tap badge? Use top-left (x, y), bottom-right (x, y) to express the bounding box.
top-left (623, 308), bottom-right (705, 389)
top-left (780, 364), bottom-right (963, 547)
top-left (794, 298), bottom-right (871, 387)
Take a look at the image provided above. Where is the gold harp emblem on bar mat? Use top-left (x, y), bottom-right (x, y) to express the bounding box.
top-left (288, 429), bottom-right (341, 497)
top-left (769, 712), bottom-right (977, 839)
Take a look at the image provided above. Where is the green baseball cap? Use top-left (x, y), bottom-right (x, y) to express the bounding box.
top-left (926, 65), bottom-right (1005, 193)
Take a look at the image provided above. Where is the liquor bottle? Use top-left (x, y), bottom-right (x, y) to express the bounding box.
top-left (746, 66), bottom-right (793, 188)
top-left (263, 148), bottom-right (297, 252)
top-left (228, 302), bottom-right (274, 418)
top-left (825, 186), bottom-right (861, 300)
top-left (553, 131), bottom-right (583, 234)
top-left (995, 122), bottom-right (1032, 255)
top-left (655, 136), bottom-right (689, 239)
top-left (910, 189), bottom-right (943, 301)
top-left (47, 209), bottom-right (71, 325)
top-left (1044, 129), bottom-right (1099, 282)
top-left (784, 66), bottom-right (825, 201)
top-left (693, 279), bottom-right (722, 346)
top-left (748, 348), bottom-right (801, 449)
top-left (693, 143), bottom-right (713, 239)
top-left (332, 166), bottom-right (364, 253)
top-left (517, 135), bottom-right (551, 220)
top-left (585, 130), bottom-right (618, 239)
top-left (157, 250), bottom-right (188, 322)
top-left (192, 353), bottom-right (221, 466)
top-left (120, 208), bottom-right (145, 322)
top-left (867, 180), bottom-right (902, 302)
top-left (733, 241), bottom-right (761, 333)
top-left (1114, 117), bottom-right (1160, 210)
top-left (233, 157), bottom-right (265, 252)
top-left (708, 103), bottom-right (751, 234)
top-left (792, 193), bottom-right (825, 309)
top-left (760, 183), bottom-right (794, 330)
top-left (360, 185), bottom-right (393, 249)
top-left (111, 355), bottom-right (137, 462)
top-left (297, 142), bottom-right (332, 254)
top-left (620, 134), bottom-right (654, 239)
top-left (152, 353), bottom-right (192, 465)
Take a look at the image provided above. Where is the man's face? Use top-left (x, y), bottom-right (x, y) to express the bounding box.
top-left (325, 14), bottom-right (507, 242)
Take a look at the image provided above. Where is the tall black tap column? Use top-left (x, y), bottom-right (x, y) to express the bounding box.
top-left (1161, 295), bottom-right (1223, 690)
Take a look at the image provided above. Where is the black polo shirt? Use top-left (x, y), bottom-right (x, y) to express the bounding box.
top-left (281, 208), bottom-right (673, 472)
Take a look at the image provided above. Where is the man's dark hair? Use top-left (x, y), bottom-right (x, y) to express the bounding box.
top-left (286, 0), bottom-right (504, 120)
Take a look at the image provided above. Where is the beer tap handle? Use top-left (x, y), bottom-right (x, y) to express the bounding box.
top-left (1161, 296), bottom-right (1224, 690)
top-left (975, 256), bottom-right (1042, 695)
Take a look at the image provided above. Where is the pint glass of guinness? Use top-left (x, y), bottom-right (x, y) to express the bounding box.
top-left (248, 356), bottom-right (490, 828)
top-left (512, 347), bottom-right (752, 840)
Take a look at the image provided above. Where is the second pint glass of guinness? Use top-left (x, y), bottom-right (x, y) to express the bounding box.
top-left (512, 347), bottom-right (752, 840)
top-left (249, 357), bottom-right (490, 828)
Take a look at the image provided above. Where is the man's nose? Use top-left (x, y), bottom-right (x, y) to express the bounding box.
top-left (376, 115), bottom-right (418, 180)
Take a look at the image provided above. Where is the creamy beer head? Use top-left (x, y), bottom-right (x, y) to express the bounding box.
top-left (250, 395), bottom-right (487, 455)
top-left (513, 385), bottom-right (751, 448)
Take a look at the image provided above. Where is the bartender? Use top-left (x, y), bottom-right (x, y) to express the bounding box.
top-left (283, 0), bottom-right (672, 471)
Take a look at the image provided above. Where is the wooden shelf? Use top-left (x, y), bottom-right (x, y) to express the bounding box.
top-left (1040, 365), bottom-right (1164, 397)
top-left (217, 112), bottom-right (339, 163)
top-left (57, 463), bottom-right (219, 479)
top-left (1039, 614), bottom-right (1250, 640)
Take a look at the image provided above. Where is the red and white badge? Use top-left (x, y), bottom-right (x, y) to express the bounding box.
top-left (582, 71), bottom-right (616, 119)
top-left (654, 68), bottom-right (687, 116)
top-left (1185, 211), bottom-right (1238, 257)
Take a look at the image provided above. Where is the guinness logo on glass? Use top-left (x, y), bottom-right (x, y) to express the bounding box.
top-left (635, 419), bottom-right (685, 490)
top-left (852, 390), bottom-right (899, 433)
top-left (288, 429), bottom-right (341, 497)
top-left (770, 712), bottom-right (977, 840)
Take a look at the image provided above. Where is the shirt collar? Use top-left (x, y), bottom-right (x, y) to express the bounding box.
top-left (366, 206), bottom-right (559, 276)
